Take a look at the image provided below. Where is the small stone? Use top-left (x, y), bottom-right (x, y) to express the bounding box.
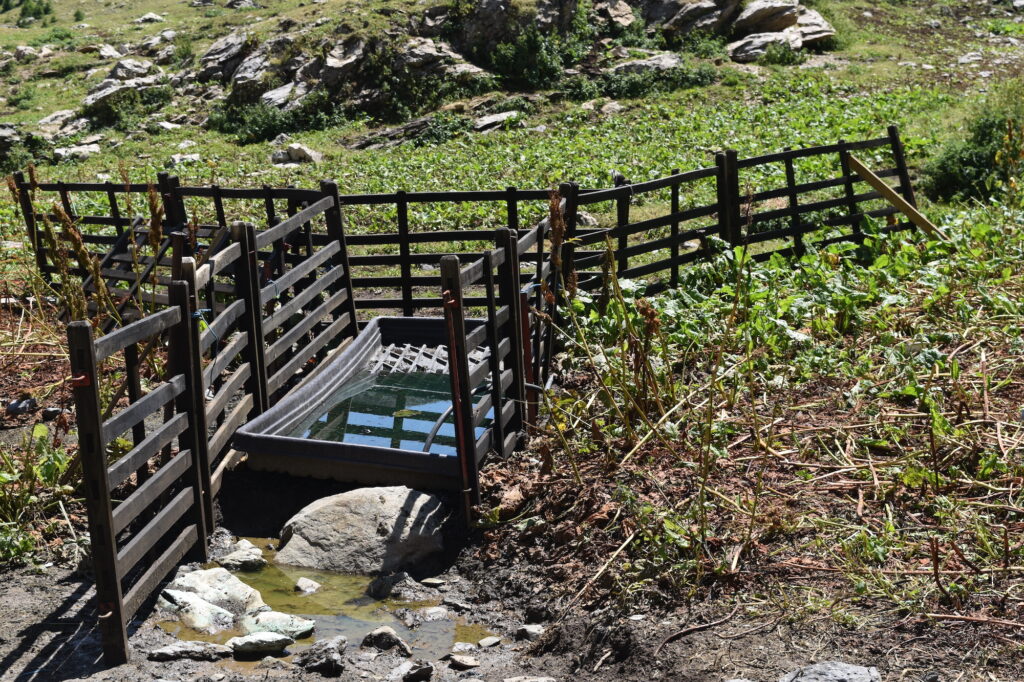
top-left (478, 636), bottom-right (501, 648)
top-left (218, 539), bottom-right (267, 571)
top-left (294, 635), bottom-right (347, 677)
top-left (40, 407), bottom-right (64, 422)
top-left (156, 121), bottom-right (181, 131)
top-left (285, 142), bottom-right (322, 164)
top-left (502, 678), bottom-right (556, 682)
top-left (442, 597), bottom-right (471, 612)
top-left (419, 577), bottom-right (446, 588)
top-left (134, 12), bottom-right (165, 23)
top-left (362, 626), bottom-right (412, 656)
top-left (402, 663), bottom-right (434, 682)
top-left (166, 153), bottom-right (201, 167)
top-left (778, 662), bottom-right (880, 682)
top-left (452, 641), bottom-right (476, 653)
top-left (515, 624), bottom-right (545, 641)
top-left (448, 654), bottom-right (479, 670)
top-left (226, 632), bottom-right (294, 656)
top-left (241, 610), bottom-right (315, 639)
top-left (147, 641), bottom-right (232, 661)
top-left (295, 577), bottom-right (322, 593)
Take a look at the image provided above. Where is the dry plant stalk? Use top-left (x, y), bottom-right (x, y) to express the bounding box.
top-left (53, 203), bottom-right (121, 323)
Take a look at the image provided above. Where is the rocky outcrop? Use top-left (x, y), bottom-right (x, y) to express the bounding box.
top-left (731, 0), bottom-right (801, 35)
top-left (276, 486), bottom-right (450, 574)
top-left (727, 29), bottom-right (801, 62)
top-left (109, 59), bottom-right (157, 80)
top-left (609, 51), bottom-right (685, 74)
top-left (321, 37), bottom-right (367, 89)
top-left (197, 32), bottom-right (250, 82)
top-left (651, 0), bottom-right (740, 36)
top-left (594, 0), bottom-right (635, 28)
top-left (82, 76), bottom-right (164, 118)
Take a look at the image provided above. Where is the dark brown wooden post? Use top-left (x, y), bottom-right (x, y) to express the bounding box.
top-left (231, 221), bottom-right (269, 413)
top-left (670, 169), bottom-right (680, 288)
top-left (396, 190), bottom-right (413, 317)
top-left (506, 186), bottom-right (519, 233)
top-left (57, 180), bottom-right (75, 220)
top-left (717, 150), bottom-right (742, 246)
top-left (12, 171), bottom-right (48, 281)
top-left (176, 262), bottom-right (215, 535)
top-left (560, 182), bottom-right (579, 287)
top-left (481, 251), bottom-right (505, 455)
top-left (497, 228), bottom-right (526, 438)
top-left (441, 255), bottom-right (480, 516)
top-left (67, 321), bottom-right (129, 665)
top-left (157, 172), bottom-right (174, 236)
top-left (888, 125), bottom-right (919, 208)
top-left (783, 151), bottom-right (804, 256)
top-left (321, 180), bottom-right (359, 337)
top-left (616, 190), bottom-right (629, 275)
top-left (105, 182), bottom-right (124, 237)
top-left (838, 139), bottom-right (862, 239)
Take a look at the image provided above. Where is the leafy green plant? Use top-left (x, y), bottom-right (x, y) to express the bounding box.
top-left (757, 42), bottom-right (807, 66)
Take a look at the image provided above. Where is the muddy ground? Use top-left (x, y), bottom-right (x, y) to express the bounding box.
top-left (0, 466), bottom-right (1019, 682)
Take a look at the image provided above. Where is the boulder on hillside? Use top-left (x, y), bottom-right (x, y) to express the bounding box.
top-left (82, 76), bottom-right (164, 119)
top-left (321, 37), bottom-right (367, 89)
top-left (197, 32), bottom-right (250, 82)
top-left (731, 0), bottom-right (800, 35)
top-left (97, 44), bottom-right (123, 59)
top-left (260, 81), bottom-right (308, 109)
top-left (610, 51), bottom-right (684, 74)
top-left (727, 29), bottom-right (801, 62)
top-left (14, 45), bottom-right (38, 62)
top-left (276, 487), bottom-right (450, 574)
top-left (789, 8), bottom-right (835, 45)
top-left (656, 0), bottom-right (740, 36)
top-left (594, 0), bottom-right (635, 28)
top-left (109, 58), bottom-right (156, 80)
top-left (134, 12), bottom-right (165, 23)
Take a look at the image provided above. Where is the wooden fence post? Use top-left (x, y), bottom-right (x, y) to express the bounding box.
top-left (67, 321), bottom-right (129, 665)
top-left (670, 169), bottom-right (680, 288)
top-left (321, 180), bottom-right (360, 337)
top-left (888, 124), bottom-right (919, 208)
top-left (481, 250), bottom-right (505, 455)
top-left (716, 150), bottom-right (742, 246)
top-left (783, 151), bottom-right (804, 256)
top-left (838, 139), bottom-right (863, 239)
top-left (616, 189), bottom-right (629, 275)
top-left (176, 261), bottom-right (215, 535)
top-left (396, 190), bottom-right (413, 317)
top-left (497, 228), bottom-right (526, 439)
top-left (13, 171), bottom-right (49, 282)
top-left (441, 255), bottom-right (481, 517)
top-left (231, 221), bottom-right (269, 413)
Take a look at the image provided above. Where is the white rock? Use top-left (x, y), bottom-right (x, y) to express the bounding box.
top-left (260, 81), bottom-right (307, 109)
top-left (157, 121), bottom-right (181, 130)
top-left (54, 144), bottom-right (101, 161)
top-left (295, 577), bottom-right (322, 593)
top-left (109, 58), bottom-right (156, 80)
top-left (594, 0), bottom-right (634, 28)
top-left (218, 538), bottom-right (267, 571)
top-left (285, 142), bottom-right (322, 163)
top-left (167, 153), bottom-right (201, 167)
top-left (98, 44), bottom-right (123, 59)
top-left (134, 13), bottom-right (165, 23)
top-left (157, 588), bottom-right (234, 633)
top-left (516, 624), bottom-right (545, 641)
top-left (610, 52), bottom-right (684, 74)
top-left (166, 566), bottom-right (267, 615)
top-left (778, 662), bottom-right (880, 682)
top-left (38, 109), bottom-right (77, 130)
top-left (147, 641), bottom-right (232, 661)
top-left (727, 30), bottom-right (802, 63)
top-left (14, 46), bottom-right (38, 62)
top-left (479, 635), bottom-right (501, 647)
top-left (241, 611), bottom-right (316, 639)
top-left (732, 0), bottom-right (800, 35)
top-left (226, 632), bottom-right (294, 656)
top-left (361, 626), bottom-right (413, 656)
top-left (791, 8), bottom-right (836, 45)
top-left (473, 110), bottom-right (520, 131)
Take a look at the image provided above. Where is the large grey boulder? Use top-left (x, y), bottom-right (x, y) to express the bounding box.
top-left (147, 641), bottom-right (232, 662)
top-left (260, 81), bottom-right (308, 109)
top-left (395, 38), bottom-right (486, 81)
top-left (789, 8), bottom-right (835, 46)
top-left (276, 486), bottom-right (449, 574)
top-left (198, 32), bottom-right (249, 81)
top-left (778, 662), bottom-right (880, 682)
top-left (231, 50), bottom-right (270, 86)
top-left (82, 76), bottom-right (164, 118)
top-left (610, 51), bottom-right (684, 74)
top-left (731, 0), bottom-right (800, 35)
top-left (661, 0), bottom-right (740, 36)
top-left (156, 588), bottom-right (235, 633)
top-left (321, 37), bottom-right (366, 89)
top-left (727, 30), bottom-right (801, 62)
top-left (109, 59), bottom-right (156, 80)
top-left (165, 566), bottom-right (267, 616)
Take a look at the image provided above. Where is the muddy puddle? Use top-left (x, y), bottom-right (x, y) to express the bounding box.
top-left (158, 538), bottom-right (493, 668)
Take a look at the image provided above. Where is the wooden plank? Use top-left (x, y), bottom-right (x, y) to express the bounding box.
top-left (203, 332), bottom-right (248, 388)
top-left (106, 412), bottom-right (188, 489)
top-left (94, 308), bottom-right (181, 361)
top-left (266, 314), bottom-right (350, 394)
top-left (111, 449), bottom-right (192, 535)
top-left (263, 266), bottom-right (345, 334)
top-left (846, 154), bottom-right (947, 240)
top-left (116, 484), bottom-right (191, 578)
top-left (205, 364), bottom-right (252, 422)
top-left (208, 395), bottom-right (253, 457)
top-left (254, 196), bottom-right (332, 249)
top-left (265, 290), bottom-right (349, 365)
top-left (258, 241), bottom-right (340, 305)
top-left (122, 524), bottom-right (197, 621)
top-left (102, 376), bottom-right (185, 446)
top-left (199, 299), bottom-right (245, 353)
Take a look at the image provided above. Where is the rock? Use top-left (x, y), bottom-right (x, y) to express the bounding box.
top-left (226, 632), bottom-right (294, 656)
top-left (241, 611), bottom-right (316, 639)
top-left (419, 577), bottom-right (446, 588)
top-left (231, 51), bottom-right (271, 86)
top-left (610, 51), bottom-right (684, 74)
top-left (294, 635), bottom-right (347, 676)
top-left (165, 566), bottom-right (267, 616)
top-left (731, 0), bottom-right (800, 35)
top-left (260, 81), bottom-right (308, 109)
top-left (14, 46), bottom-right (38, 62)
top-left (141, 30), bottom-right (177, 54)
top-left (402, 662), bottom-right (434, 682)
top-left (109, 59), bottom-right (156, 80)
top-left (594, 0), bottom-right (635, 28)
top-left (418, 606), bottom-right (449, 622)
top-left (295, 577), bottom-right (322, 593)
top-left (54, 144), bottom-right (101, 162)
top-left (790, 8), bottom-right (835, 45)
top-left (727, 30), bottom-right (802, 63)
top-left (362, 626), bottom-right (413, 656)
top-left (473, 110), bottom-right (520, 131)
top-left (662, 0), bottom-right (740, 36)
top-left (600, 100), bottom-right (624, 115)
top-left (38, 109), bottom-right (77, 132)
top-left (478, 636), bottom-right (501, 648)
top-left (448, 654), bottom-right (479, 670)
top-left (396, 38), bottom-right (486, 81)
top-left (82, 76), bottom-right (164, 118)
top-left (280, 142), bottom-right (321, 164)
top-left (516, 624), bottom-right (545, 641)
top-left (321, 37), bottom-right (366, 89)
top-left (502, 678), bottom-right (557, 682)
top-left (166, 153), bottom-right (201, 167)
top-left (156, 121), bottom-right (180, 131)
top-left (147, 641), bottom-right (232, 662)
top-left (271, 149), bottom-right (292, 164)
top-left (442, 597), bottom-right (471, 612)
top-left (452, 642), bottom-right (476, 653)
top-left (97, 44), bottom-right (123, 59)
top-left (41, 407), bottom-right (64, 421)
top-left (276, 487), bottom-right (450, 574)
top-left (778, 662), bottom-right (881, 682)
top-left (157, 589), bottom-right (235, 633)
top-left (197, 32), bottom-right (250, 82)
top-left (218, 539), bottom-right (267, 571)
top-left (134, 12), bottom-right (165, 23)
top-left (227, 0), bottom-right (260, 7)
